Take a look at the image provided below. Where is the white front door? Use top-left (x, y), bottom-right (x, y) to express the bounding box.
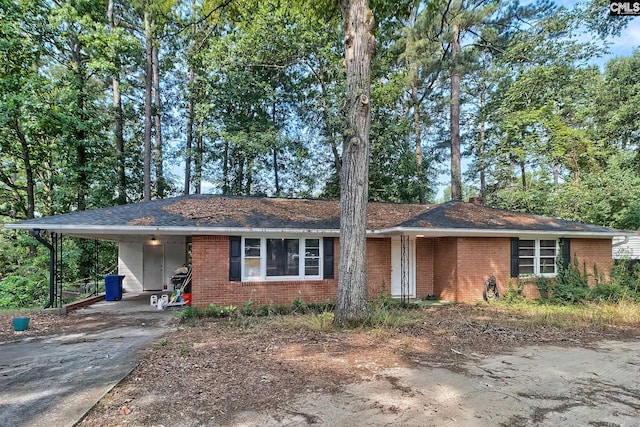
top-left (143, 245), bottom-right (164, 291)
top-left (391, 236), bottom-right (416, 298)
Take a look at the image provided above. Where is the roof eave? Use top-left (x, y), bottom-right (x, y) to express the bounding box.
top-left (372, 227), bottom-right (630, 238)
top-left (5, 223), bottom-right (630, 239)
top-left (4, 223), bottom-right (342, 236)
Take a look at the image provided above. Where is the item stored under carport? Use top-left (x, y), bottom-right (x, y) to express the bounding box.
top-left (104, 275), bottom-right (125, 301)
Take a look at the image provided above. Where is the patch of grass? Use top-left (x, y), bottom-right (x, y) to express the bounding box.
top-left (497, 300), bottom-right (640, 328)
top-left (156, 337), bottom-right (169, 347)
top-left (302, 311), bottom-right (335, 331)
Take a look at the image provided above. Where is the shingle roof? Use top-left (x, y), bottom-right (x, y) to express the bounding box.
top-left (4, 194), bottom-right (622, 236)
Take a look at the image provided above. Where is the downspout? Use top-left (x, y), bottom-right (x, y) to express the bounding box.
top-left (611, 236), bottom-right (629, 247)
top-left (33, 229), bottom-right (55, 309)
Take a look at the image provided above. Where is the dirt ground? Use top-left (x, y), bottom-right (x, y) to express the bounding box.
top-left (3, 304), bottom-right (640, 426)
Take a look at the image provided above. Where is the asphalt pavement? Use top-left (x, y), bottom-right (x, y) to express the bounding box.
top-left (0, 293), bottom-right (174, 427)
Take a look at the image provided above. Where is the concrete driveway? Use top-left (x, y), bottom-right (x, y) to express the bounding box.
top-left (0, 293), bottom-right (175, 427)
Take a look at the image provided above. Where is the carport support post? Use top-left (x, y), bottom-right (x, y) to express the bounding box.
top-left (32, 229), bottom-right (56, 309)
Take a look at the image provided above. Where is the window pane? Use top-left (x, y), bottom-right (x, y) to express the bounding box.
top-left (284, 239), bottom-right (299, 276)
top-left (244, 258), bottom-right (260, 278)
top-left (540, 240), bottom-right (556, 248)
top-left (266, 239), bottom-right (279, 276)
top-left (540, 264), bottom-right (555, 274)
top-left (519, 240), bottom-right (535, 258)
top-left (267, 239), bottom-right (300, 276)
top-left (304, 239), bottom-right (320, 276)
top-left (305, 239), bottom-right (319, 250)
top-left (245, 238), bottom-right (261, 257)
top-left (519, 248), bottom-right (535, 257)
top-left (540, 248), bottom-right (556, 257)
top-left (519, 265), bottom-right (535, 275)
top-left (540, 258), bottom-right (556, 274)
top-left (519, 259), bottom-right (534, 268)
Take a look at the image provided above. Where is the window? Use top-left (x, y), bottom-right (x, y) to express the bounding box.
top-left (267, 238), bottom-right (299, 276)
top-left (244, 238), bottom-right (261, 278)
top-left (518, 239), bottom-right (557, 276)
top-left (304, 239), bottom-right (320, 276)
top-left (241, 237), bottom-right (323, 280)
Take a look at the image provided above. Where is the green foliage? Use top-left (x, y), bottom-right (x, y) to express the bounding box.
top-left (502, 280), bottom-right (526, 304)
top-left (0, 275), bottom-right (48, 308)
top-left (535, 276), bottom-right (553, 302)
top-left (205, 303), bottom-right (237, 318)
top-left (588, 283), bottom-right (627, 303)
top-left (177, 306), bottom-right (204, 321)
top-left (610, 259), bottom-right (640, 299)
top-left (552, 256), bottom-right (590, 304)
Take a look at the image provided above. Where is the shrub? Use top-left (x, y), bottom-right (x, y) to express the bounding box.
top-left (205, 303), bottom-right (237, 317)
top-left (588, 283), bottom-right (626, 303)
top-left (535, 276), bottom-right (552, 301)
top-left (552, 255), bottom-right (590, 304)
top-left (611, 259), bottom-right (640, 298)
top-left (502, 280), bottom-right (526, 304)
top-left (0, 275), bottom-right (48, 308)
top-left (177, 306), bottom-right (204, 321)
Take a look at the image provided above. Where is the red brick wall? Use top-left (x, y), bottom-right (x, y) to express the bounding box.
top-left (191, 235), bottom-right (340, 307)
top-left (192, 236), bottom-right (393, 307)
top-left (416, 238), bottom-right (434, 298)
top-left (366, 238), bottom-right (391, 298)
top-left (191, 235), bottom-right (613, 306)
top-left (455, 237), bottom-right (511, 302)
top-left (570, 238), bottom-right (612, 283)
top-left (433, 237), bottom-right (458, 301)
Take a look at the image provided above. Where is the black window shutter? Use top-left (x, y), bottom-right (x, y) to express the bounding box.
top-left (510, 237), bottom-right (519, 278)
top-left (323, 237), bottom-right (334, 279)
top-left (229, 236), bottom-right (241, 281)
top-left (560, 238), bottom-right (571, 270)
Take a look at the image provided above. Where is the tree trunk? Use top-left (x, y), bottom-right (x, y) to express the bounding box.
top-left (222, 139), bottom-right (229, 194)
top-left (185, 70), bottom-right (193, 195)
top-left (12, 119), bottom-right (35, 221)
top-left (12, 118), bottom-right (37, 257)
top-left (195, 130), bottom-right (203, 194)
top-left (335, 0), bottom-right (375, 326)
top-left (411, 80), bottom-right (425, 204)
top-left (450, 23), bottom-right (462, 201)
top-left (184, 0), bottom-right (196, 196)
top-left (478, 119), bottom-right (486, 196)
top-left (477, 88), bottom-right (486, 197)
top-left (143, 11), bottom-right (153, 201)
top-left (108, 0), bottom-right (126, 205)
top-left (520, 160), bottom-right (527, 191)
top-left (152, 43), bottom-right (164, 199)
top-left (272, 101), bottom-right (280, 196)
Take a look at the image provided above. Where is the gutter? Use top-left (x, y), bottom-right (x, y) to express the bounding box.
top-left (32, 229), bottom-right (55, 309)
top-left (6, 223), bottom-right (632, 239)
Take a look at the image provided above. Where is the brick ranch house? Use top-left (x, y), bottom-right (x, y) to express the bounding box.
top-left (5, 195), bottom-right (629, 306)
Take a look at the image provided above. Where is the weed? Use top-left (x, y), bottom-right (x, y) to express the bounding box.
top-left (177, 306), bottom-right (204, 322)
top-left (156, 338), bottom-right (169, 347)
top-left (502, 280), bottom-right (526, 304)
top-left (206, 303), bottom-right (237, 318)
top-left (303, 312), bottom-right (335, 331)
top-left (179, 345), bottom-right (191, 357)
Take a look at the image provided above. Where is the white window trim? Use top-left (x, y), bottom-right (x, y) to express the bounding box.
top-left (518, 238), bottom-right (559, 278)
top-left (241, 236), bottom-right (323, 282)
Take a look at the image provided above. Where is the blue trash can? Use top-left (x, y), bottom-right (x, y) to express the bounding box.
top-left (104, 275), bottom-right (125, 301)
